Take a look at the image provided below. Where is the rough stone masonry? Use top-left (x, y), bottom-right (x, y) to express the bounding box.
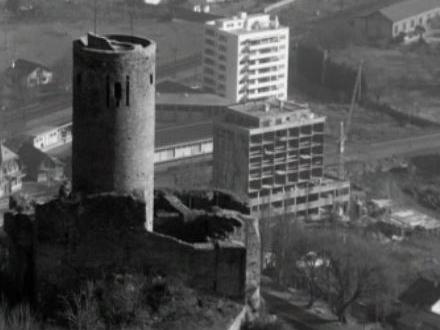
top-left (72, 33), bottom-right (156, 231)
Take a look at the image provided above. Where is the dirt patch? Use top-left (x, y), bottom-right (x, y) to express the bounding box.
top-left (329, 44), bottom-right (440, 123)
top-left (353, 154), bottom-right (440, 219)
top-left (311, 102), bottom-right (436, 145)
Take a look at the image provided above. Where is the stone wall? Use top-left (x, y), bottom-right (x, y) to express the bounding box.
top-left (2, 191), bottom-right (257, 309)
top-left (1, 188), bottom-right (261, 321)
top-left (154, 189), bottom-right (261, 310)
top-left (33, 194), bottom-right (246, 301)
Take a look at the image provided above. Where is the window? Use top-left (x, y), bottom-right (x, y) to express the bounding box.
top-left (204, 77), bottom-right (215, 85)
top-left (114, 82), bottom-right (122, 107)
top-left (204, 67), bottom-right (214, 75)
top-left (394, 25), bottom-right (399, 35)
top-left (150, 74), bottom-right (154, 85)
top-left (403, 22), bottom-right (407, 30)
top-left (125, 76), bottom-right (130, 106)
top-left (204, 58), bottom-right (215, 65)
top-left (411, 19), bottom-right (415, 27)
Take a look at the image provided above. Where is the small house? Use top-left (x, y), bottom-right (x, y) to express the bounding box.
top-left (18, 143), bottom-right (65, 184)
top-left (5, 59), bottom-right (53, 89)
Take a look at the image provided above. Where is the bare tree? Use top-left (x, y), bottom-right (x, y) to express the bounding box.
top-left (320, 238), bottom-right (385, 323)
top-left (273, 222), bottom-right (324, 308)
top-left (278, 226), bottom-right (391, 321)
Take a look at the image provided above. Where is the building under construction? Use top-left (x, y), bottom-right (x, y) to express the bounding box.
top-left (213, 98), bottom-right (350, 221)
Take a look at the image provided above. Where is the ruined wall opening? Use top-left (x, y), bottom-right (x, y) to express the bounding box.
top-left (114, 82), bottom-right (122, 107)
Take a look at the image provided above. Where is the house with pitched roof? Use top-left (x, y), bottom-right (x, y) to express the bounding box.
top-left (17, 142), bottom-right (65, 184)
top-left (4, 59), bottom-right (53, 89)
top-left (353, 0), bottom-right (440, 40)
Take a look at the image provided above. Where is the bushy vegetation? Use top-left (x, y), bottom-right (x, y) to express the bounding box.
top-left (0, 303), bottom-right (38, 330)
top-left (60, 271), bottom-right (172, 330)
top-left (241, 315), bottom-right (288, 330)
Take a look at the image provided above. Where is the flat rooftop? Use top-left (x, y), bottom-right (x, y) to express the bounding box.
top-left (390, 208), bottom-right (440, 230)
top-left (156, 121), bottom-right (212, 148)
top-left (206, 12), bottom-right (285, 35)
top-left (156, 92), bottom-right (231, 107)
top-left (23, 107), bottom-right (72, 137)
top-left (228, 99), bottom-right (324, 122)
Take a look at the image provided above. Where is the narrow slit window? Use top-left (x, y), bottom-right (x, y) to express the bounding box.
top-left (76, 73), bottom-right (82, 88)
top-left (150, 73), bottom-right (154, 85)
top-left (114, 82), bottom-right (122, 107)
top-left (125, 76), bottom-right (130, 106)
top-left (106, 76), bottom-right (110, 108)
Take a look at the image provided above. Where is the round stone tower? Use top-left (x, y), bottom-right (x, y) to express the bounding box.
top-left (72, 33), bottom-right (155, 231)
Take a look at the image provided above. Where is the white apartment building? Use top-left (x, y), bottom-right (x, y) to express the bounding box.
top-left (203, 12), bottom-right (289, 103)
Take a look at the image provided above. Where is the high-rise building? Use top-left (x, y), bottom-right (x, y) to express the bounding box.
top-left (203, 12), bottom-right (289, 103)
top-left (213, 99), bottom-right (350, 221)
top-left (72, 33), bottom-right (156, 231)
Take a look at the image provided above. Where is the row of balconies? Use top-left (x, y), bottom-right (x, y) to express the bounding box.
top-left (248, 172), bottom-right (323, 191)
top-left (250, 129), bottom-right (323, 142)
top-left (251, 193), bottom-right (349, 216)
top-left (249, 145), bottom-right (321, 158)
top-left (249, 156), bottom-right (323, 171)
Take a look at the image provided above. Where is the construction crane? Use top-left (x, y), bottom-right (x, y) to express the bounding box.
top-left (338, 61), bottom-right (363, 180)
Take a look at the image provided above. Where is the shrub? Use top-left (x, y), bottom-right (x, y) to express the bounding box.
top-left (60, 270), bottom-right (172, 329)
top-left (241, 315), bottom-right (286, 330)
top-left (62, 281), bottom-right (103, 330)
top-left (0, 302), bottom-right (38, 330)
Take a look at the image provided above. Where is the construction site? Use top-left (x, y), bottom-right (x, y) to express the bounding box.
top-left (213, 99), bottom-right (350, 222)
